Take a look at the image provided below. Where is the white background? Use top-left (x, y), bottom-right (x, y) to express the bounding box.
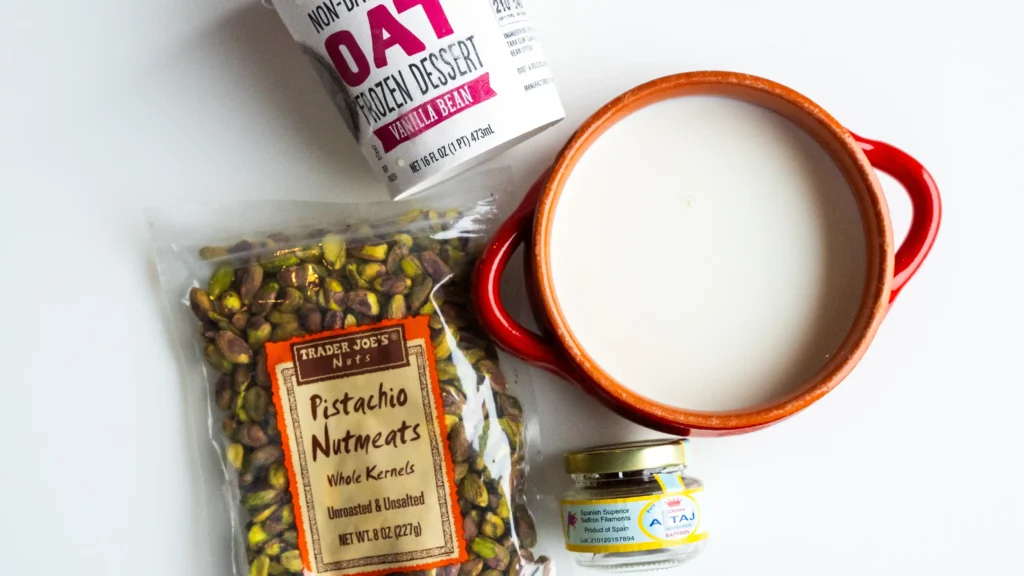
top-left (1, 0), bottom-right (1021, 575)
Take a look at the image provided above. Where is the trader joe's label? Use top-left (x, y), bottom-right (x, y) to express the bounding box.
top-left (266, 317), bottom-right (465, 576)
top-left (268, 0), bottom-right (564, 199)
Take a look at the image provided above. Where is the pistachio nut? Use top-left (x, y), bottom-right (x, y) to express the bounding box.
top-left (438, 303), bottom-right (470, 328)
top-left (392, 232), bottom-right (414, 248)
top-left (386, 244), bottom-right (408, 275)
top-left (400, 255), bottom-right (425, 278)
top-left (499, 418), bottom-right (523, 452)
top-left (271, 320), bottom-right (304, 342)
top-left (277, 287), bottom-right (303, 313)
top-left (262, 538), bottom-right (285, 558)
top-left (238, 469), bottom-right (256, 488)
top-left (396, 209), bottom-right (423, 224)
top-left (250, 282), bottom-right (280, 316)
top-left (249, 554), bottom-right (270, 576)
top-left (463, 511), bottom-right (479, 541)
top-left (324, 310), bottom-right (344, 331)
top-left (436, 360), bottom-right (458, 381)
top-left (414, 235), bottom-right (442, 254)
top-left (419, 251), bottom-right (452, 283)
top-left (409, 276), bottom-right (433, 311)
top-left (299, 303), bottom-right (323, 333)
top-left (215, 376), bottom-right (233, 411)
top-left (268, 463), bottom-right (288, 490)
top-left (189, 288), bottom-right (215, 322)
top-left (443, 247), bottom-right (468, 274)
top-left (459, 473), bottom-right (488, 508)
top-left (231, 311), bottom-right (251, 333)
top-left (344, 262), bottom-right (370, 289)
top-left (322, 233), bottom-right (347, 270)
top-left (354, 243), bottom-right (388, 261)
top-left (495, 495), bottom-right (510, 521)
top-left (452, 462), bottom-right (469, 484)
top-left (480, 512), bottom-right (504, 539)
top-left (445, 415), bottom-right (461, 434)
top-left (278, 264), bottom-right (317, 288)
top-left (208, 264), bottom-right (235, 300)
top-left (477, 359), bottom-right (506, 392)
top-left (261, 253), bottom-right (301, 274)
top-left (243, 489), bottom-right (283, 510)
top-left (292, 245), bottom-right (319, 265)
top-left (470, 454), bottom-right (486, 473)
top-left (228, 239), bottom-right (255, 254)
top-left (204, 342), bottom-right (234, 373)
top-left (237, 423), bottom-right (269, 447)
top-left (247, 317), bottom-right (272, 349)
top-left (264, 503), bottom-right (295, 536)
top-left (496, 394), bottom-right (523, 421)
top-left (235, 366), bottom-right (254, 396)
top-left (227, 443), bottom-right (245, 470)
top-left (432, 329), bottom-right (453, 360)
top-left (441, 385), bottom-right (465, 415)
top-left (460, 347), bottom-right (486, 366)
top-left (248, 444), bottom-right (282, 469)
top-left (243, 387), bottom-right (270, 421)
top-left (279, 550), bottom-right (303, 572)
top-left (216, 330), bottom-right (253, 364)
top-left (448, 422), bottom-right (471, 462)
top-left (324, 278), bottom-right (345, 311)
top-left (248, 523), bottom-right (270, 549)
top-left (238, 264), bottom-right (264, 304)
top-left (266, 309), bottom-right (297, 325)
top-left (459, 558), bottom-right (484, 576)
top-left (358, 262), bottom-right (387, 282)
top-left (347, 290), bottom-right (380, 316)
top-left (429, 313), bottom-right (445, 330)
top-left (374, 275), bottom-right (410, 295)
top-left (513, 504), bottom-right (537, 548)
top-left (385, 294), bottom-right (407, 320)
top-left (470, 537), bottom-right (508, 570)
top-left (251, 503), bottom-right (279, 524)
top-left (199, 245), bottom-right (229, 261)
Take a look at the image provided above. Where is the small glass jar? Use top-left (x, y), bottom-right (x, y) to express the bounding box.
top-left (560, 439), bottom-right (708, 571)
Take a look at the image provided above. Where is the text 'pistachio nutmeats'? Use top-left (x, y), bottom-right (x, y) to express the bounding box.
top-left (187, 208), bottom-right (546, 576)
top-left (265, 0), bottom-right (564, 199)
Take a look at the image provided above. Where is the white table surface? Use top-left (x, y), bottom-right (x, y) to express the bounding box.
top-left (2, 0), bottom-right (1021, 574)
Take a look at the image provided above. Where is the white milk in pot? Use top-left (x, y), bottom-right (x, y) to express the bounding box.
top-left (550, 96), bottom-right (868, 412)
top-left (268, 0), bottom-right (564, 199)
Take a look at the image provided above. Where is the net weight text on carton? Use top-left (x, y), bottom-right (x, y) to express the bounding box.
top-left (409, 124), bottom-right (496, 173)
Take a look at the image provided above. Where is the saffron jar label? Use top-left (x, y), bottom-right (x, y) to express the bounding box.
top-left (268, 0), bottom-right (564, 199)
top-left (266, 317), bottom-right (466, 576)
top-left (560, 476), bottom-right (708, 554)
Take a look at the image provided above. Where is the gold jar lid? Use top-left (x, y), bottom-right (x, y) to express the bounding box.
top-left (565, 439), bottom-right (688, 475)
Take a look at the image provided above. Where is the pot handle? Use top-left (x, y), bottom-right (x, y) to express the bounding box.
top-left (473, 171), bottom-right (574, 377)
top-left (854, 134), bottom-right (942, 302)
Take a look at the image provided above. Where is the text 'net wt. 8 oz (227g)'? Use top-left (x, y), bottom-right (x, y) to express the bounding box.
top-left (151, 176), bottom-right (549, 576)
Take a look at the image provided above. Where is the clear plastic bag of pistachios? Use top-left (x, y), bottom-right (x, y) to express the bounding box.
top-left (151, 169), bottom-right (549, 576)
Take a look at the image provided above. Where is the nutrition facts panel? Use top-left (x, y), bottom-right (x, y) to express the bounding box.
top-left (489, 1), bottom-right (556, 92)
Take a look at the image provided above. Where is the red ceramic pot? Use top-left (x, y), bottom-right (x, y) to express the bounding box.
top-left (472, 71), bottom-right (941, 437)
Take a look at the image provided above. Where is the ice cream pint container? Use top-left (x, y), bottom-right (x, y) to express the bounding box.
top-left (267, 0), bottom-right (565, 199)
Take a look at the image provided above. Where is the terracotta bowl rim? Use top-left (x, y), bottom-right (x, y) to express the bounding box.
top-left (531, 70), bottom-right (895, 430)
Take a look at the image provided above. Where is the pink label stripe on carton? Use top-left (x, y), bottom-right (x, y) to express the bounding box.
top-left (373, 73), bottom-right (497, 153)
